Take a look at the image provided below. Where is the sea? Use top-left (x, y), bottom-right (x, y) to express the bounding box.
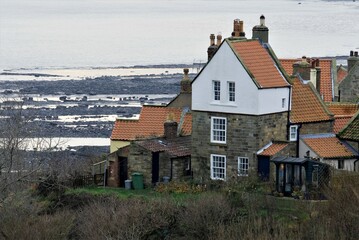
top-left (0, 0), bottom-right (358, 71)
top-left (0, 0), bottom-right (358, 148)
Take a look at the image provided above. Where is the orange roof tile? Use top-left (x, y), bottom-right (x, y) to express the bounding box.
top-left (337, 66), bottom-right (348, 83)
top-left (280, 58), bottom-right (334, 102)
top-left (333, 116), bottom-right (353, 134)
top-left (290, 78), bottom-right (333, 123)
top-left (303, 136), bottom-right (356, 158)
top-left (326, 102), bottom-right (358, 116)
top-left (258, 143), bottom-right (288, 156)
top-left (111, 106), bottom-right (192, 141)
top-left (228, 40), bottom-right (289, 88)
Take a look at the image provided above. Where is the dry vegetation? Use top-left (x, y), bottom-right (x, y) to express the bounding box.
top-left (0, 173), bottom-right (359, 240)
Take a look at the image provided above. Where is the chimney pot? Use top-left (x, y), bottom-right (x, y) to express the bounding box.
top-left (302, 56), bottom-right (307, 63)
top-left (355, 51), bottom-right (358, 57)
top-left (210, 34), bottom-right (215, 45)
top-left (216, 34), bottom-right (222, 46)
top-left (260, 15), bottom-right (265, 26)
top-left (350, 50), bottom-right (354, 56)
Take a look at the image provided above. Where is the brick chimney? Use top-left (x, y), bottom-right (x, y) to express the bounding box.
top-left (348, 50), bottom-right (359, 72)
top-left (252, 15), bottom-right (269, 43)
top-left (207, 34), bottom-right (218, 61)
top-left (293, 56), bottom-right (311, 80)
top-left (232, 19), bottom-right (246, 38)
top-left (181, 68), bottom-right (191, 93)
top-left (164, 120), bottom-right (178, 139)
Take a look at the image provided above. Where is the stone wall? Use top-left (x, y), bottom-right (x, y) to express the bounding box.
top-left (125, 144), bottom-right (153, 186)
top-left (338, 64), bottom-right (359, 103)
top-left (300, 121), bottom-right (333, 135)
top-left (191, 110), bottom-right (288, 182)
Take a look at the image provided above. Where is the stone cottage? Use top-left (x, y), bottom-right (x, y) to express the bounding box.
top-left (191, 17), bottom-right (292, 181)
top-left (108, 120), bottom-right (191, 187)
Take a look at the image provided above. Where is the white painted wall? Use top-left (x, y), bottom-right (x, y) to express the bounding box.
top-left (192, 41), bottom-right (290, 115)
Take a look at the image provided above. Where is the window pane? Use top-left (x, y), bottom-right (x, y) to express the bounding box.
top-left (211, 117), bottom-right (226, 143)
top-left (238, 157), bottom-right (249, 176)
top-left (213, 81), bottom-right (220, 101)
top-left (228, 82), bottom-right (235, 102)
top-left (211, 155), bottom-right (226, 180)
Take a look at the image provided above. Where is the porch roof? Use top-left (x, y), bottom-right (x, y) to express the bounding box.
top-left (271, 156), bottom-right (322, 165)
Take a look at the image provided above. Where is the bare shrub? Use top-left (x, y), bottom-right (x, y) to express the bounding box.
top-left (176, 193), bottom-right (234, 239)
top-left (298, 172), bottom-right (359, 239)
top-left (76, 196), bottom-right (179, 240)
top-left (0, 192), bottom-right (74, 240)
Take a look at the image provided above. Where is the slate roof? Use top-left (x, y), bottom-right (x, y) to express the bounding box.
top-left (137, 136), bottom-right (191, 158)
top-left (111, 106), bottom-right (192, 141)
top-left (228, 39), bottom-right (290, 88)
top-left (258, 142), bottom-right (288, 156)
top-left (337, 111), bottom-right (359, 142)
top-left (301, 134), bottom-right (357, 159)
top-left (280, 58), bottom-right (334, 102)
top-left (290, 77), bottom-right (333, 123)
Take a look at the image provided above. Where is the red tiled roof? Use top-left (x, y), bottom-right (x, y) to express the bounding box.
top-left (303, 136), bottom-right (356, 158)
top-left (111, 106), bottom-right (192, 141)
top-left (333, 116), bottom-right (353, 134)
top-left (258, 143), bottom-right (288, 156)
top-left (326, 103), bottom-right (358, 116)
top-left (229, 40), bottom-right (289, 88)
top-left (280, 58), bottom-right (334, 102)
top-left (290, 78), bottom-right (333, 123)
top-left (337, 66), bottom-right (348, 83)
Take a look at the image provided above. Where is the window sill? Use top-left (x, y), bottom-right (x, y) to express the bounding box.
top-left (210, 101), bottom-right (237, 107)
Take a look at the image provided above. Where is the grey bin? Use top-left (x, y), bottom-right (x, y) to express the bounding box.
top-left (125, 180), bottom-right (132, 190)
top-left (163, 176), bottom-right (170, 183)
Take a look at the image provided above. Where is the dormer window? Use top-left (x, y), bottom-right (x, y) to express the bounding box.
top-left (213, 80), bottom-right (221, 101)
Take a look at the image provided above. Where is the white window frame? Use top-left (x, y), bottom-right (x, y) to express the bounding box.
top-left (228, 81), bottom-right (235, 102)
top-left (213, 80), bottom-right (221, 101)
top-left (289, 125), bottom-right (298, 142)
top-left (238, 157), bottom-right (249, 176)
top-left (211, 154), bottom-right (226, 180)
top-left (210, 117), bottom-right (227, 144)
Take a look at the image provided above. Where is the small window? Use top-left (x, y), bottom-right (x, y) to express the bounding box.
top-left (282, 98), bottom-right (286, 108)
top-left (289, 125), bottom-right (298, 141)
top-left (213, 80), bottom-right (221, 101)
top-left (211, 117), bottom-right (226, 143)
top-left (211, 154), bottom-right (226, 180)
top-left (338, 160), bottom-right (344, 170)
top-left (238, 157), bottom-right (249, 176)
top-left (228, 82), bottom-right (235, 102)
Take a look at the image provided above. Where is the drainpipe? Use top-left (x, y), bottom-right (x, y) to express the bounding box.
top-left (295, 124), bottom-right (302, 158)
top-left (286, 86), bottom-right (292, 140)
